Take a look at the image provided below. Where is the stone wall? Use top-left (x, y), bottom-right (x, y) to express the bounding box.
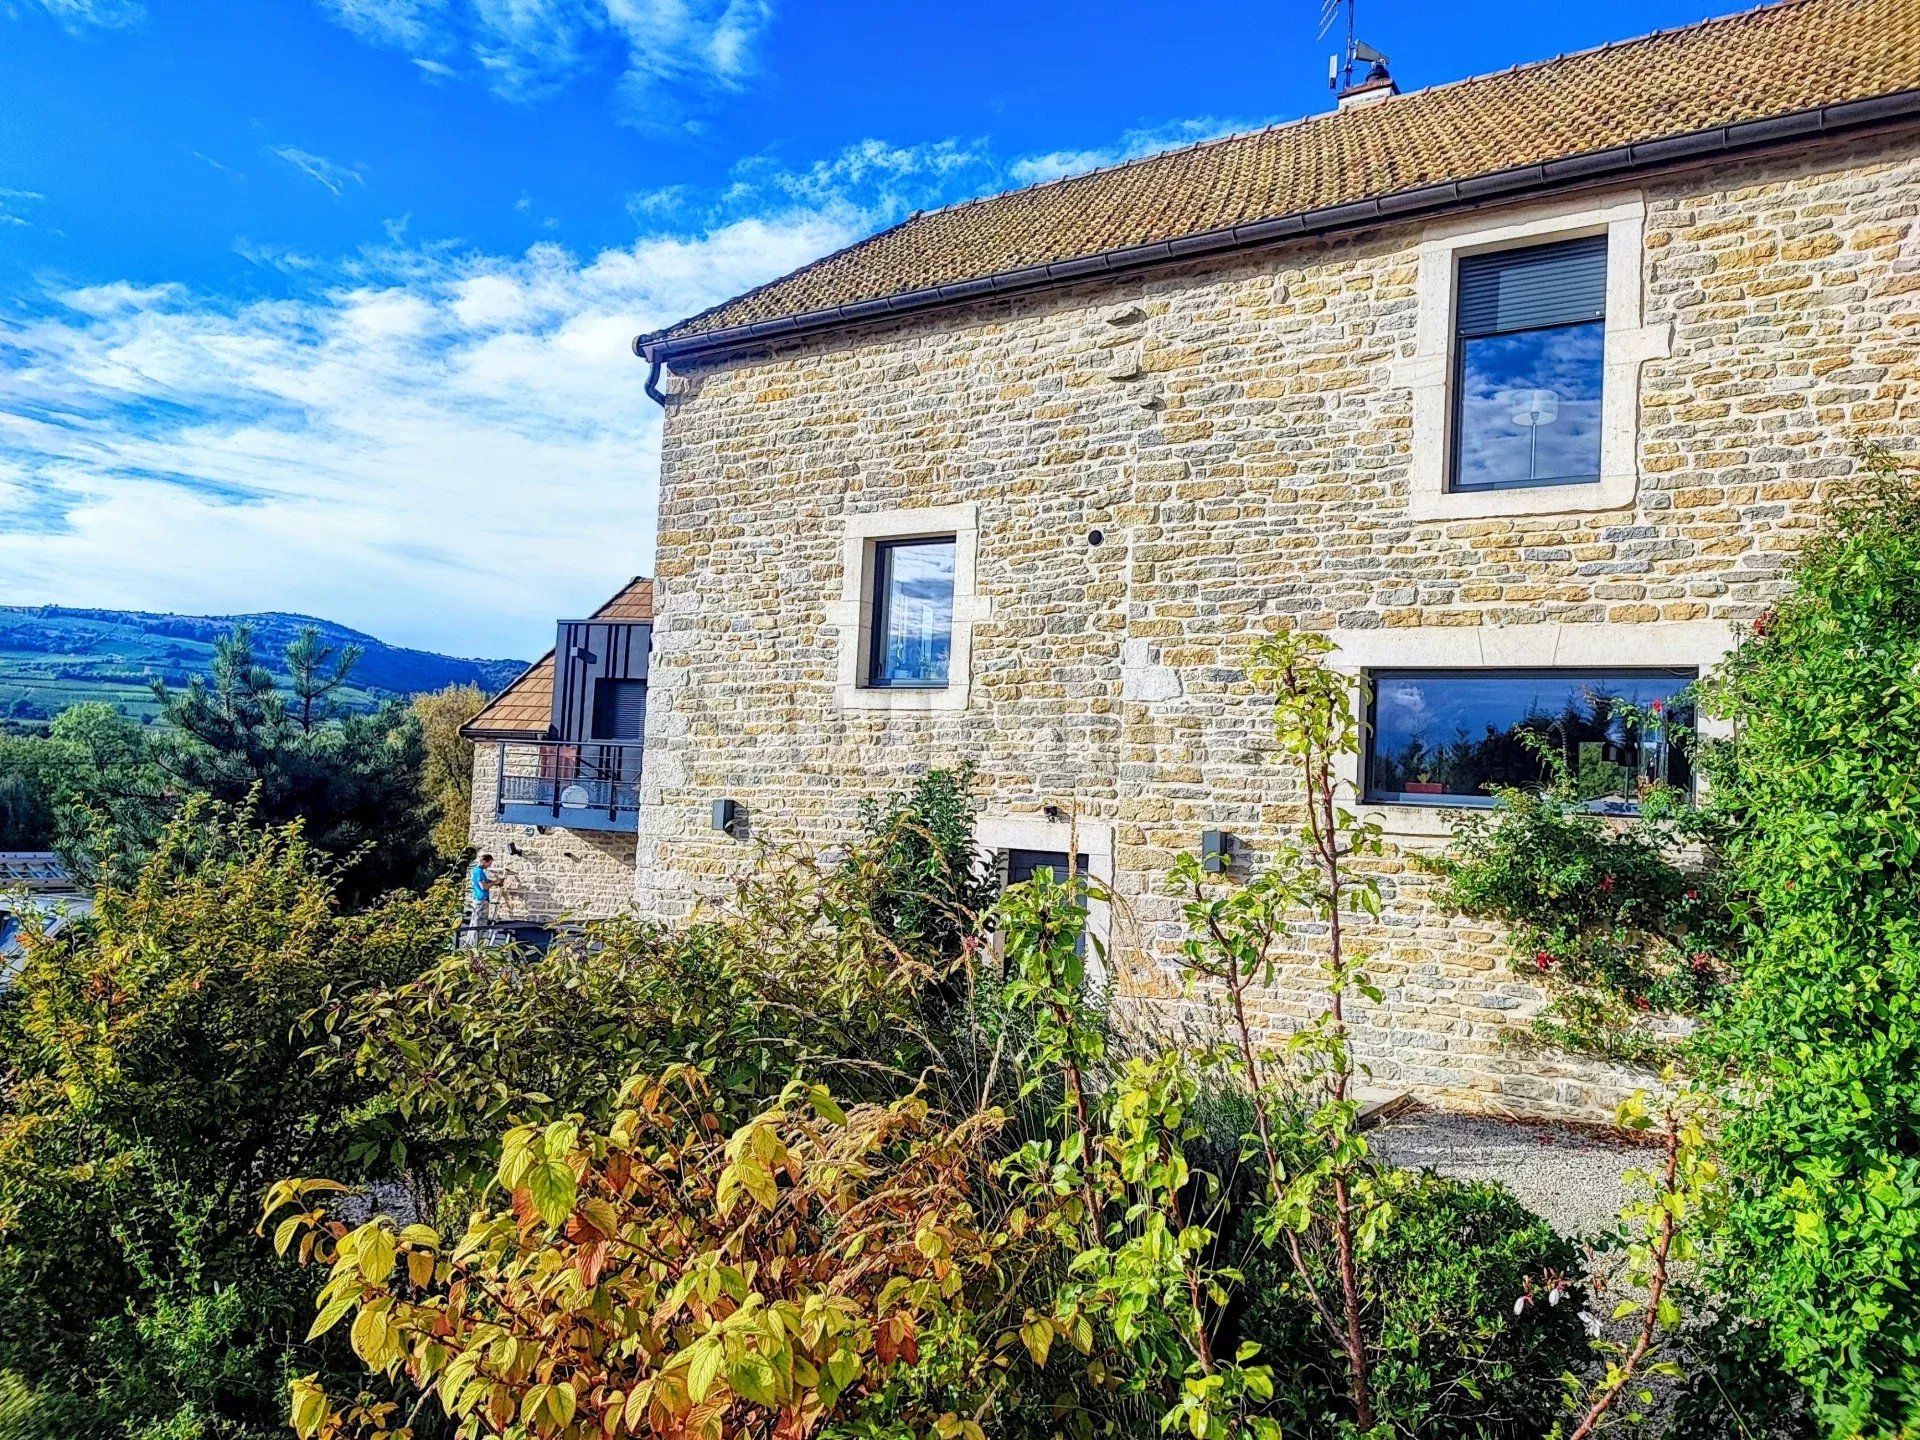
top-left (467, 746), bottom-right (638, 923)
top-left (635, 130), bottom-right (1920, 1119)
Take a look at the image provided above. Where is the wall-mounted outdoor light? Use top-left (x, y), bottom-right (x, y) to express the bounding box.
top-left (712, 798), bottom-right (746, 839)
top-left (1200, 829), bottom-right (1233, 875)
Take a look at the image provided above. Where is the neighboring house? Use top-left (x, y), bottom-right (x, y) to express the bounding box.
top-left (460, 578), bottom-right (652, 933)
top-left (0, 851), bottom-right (91, 980)
top-left (629, 0), bottom-right (1920, 1118)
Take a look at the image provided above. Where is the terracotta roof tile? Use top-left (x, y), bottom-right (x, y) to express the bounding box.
top-left (464, 578), bottom-right (653, 738)
top-left (591, 579), bottom-right (655, 622)
top-left (648, 0), bottom-right (1920, 351)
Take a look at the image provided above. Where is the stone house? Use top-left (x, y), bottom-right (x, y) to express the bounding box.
top-left (624, 0), bottom-right (1920, 1118)
top-left (461, 578), bottom-right (652, 934)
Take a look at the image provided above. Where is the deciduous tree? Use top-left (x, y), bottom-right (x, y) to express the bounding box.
top-left (411, 682), bottom-right (485, 859)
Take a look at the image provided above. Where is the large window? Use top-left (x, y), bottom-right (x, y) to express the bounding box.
top-left (1451, 235), bottom-right (1606, 492)
top-left (1366, 668), bottom-right (1694, 810)
top-left (868, 537), bottom-right (956, 688)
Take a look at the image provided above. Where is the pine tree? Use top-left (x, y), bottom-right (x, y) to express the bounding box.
top-left (148, 625), bottom-right (436, 902)
top-left (283, 627), bottom-right (362, 733)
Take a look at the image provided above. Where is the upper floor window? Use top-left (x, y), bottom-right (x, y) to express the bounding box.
top-left (1452, 235), bottom-right (1607, 492)
top-left (868, 536), bottom-right (955, 688)
top-left (1366, 667), bottom-right (1693, 810)
top-left (590, 678), bottom-right (647, 740)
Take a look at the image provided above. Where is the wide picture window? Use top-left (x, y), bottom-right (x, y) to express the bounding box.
top-left (1452, 234), bottom-right (1606, 491)
top-left (868, 537), bottom-right (956, 688)
top-left (1367, 669), bottom-right (1694, 810)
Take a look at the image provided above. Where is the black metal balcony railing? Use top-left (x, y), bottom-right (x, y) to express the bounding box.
top-left (493, 740), bottom-right (643, 832)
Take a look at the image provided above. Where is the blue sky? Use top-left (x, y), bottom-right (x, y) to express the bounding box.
top-left (1, 0), bottom-right (1737, 658)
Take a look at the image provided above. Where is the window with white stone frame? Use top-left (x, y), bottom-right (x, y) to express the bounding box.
top-left (1398, 192), bottom-right (1671, 522)
top-left (828, 502), bottom-right (989, 711)
top-left (1322, 622), bottom-right (1735, 841)
top-left (1365, 667), bottom-right (1697, 811)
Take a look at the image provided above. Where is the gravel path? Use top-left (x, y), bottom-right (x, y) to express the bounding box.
top-left (1370, 1106), bottom-right (1654, 1239)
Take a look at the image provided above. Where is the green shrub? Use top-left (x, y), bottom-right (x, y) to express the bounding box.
top-left (0, 805), bottom-right (450, 1438)
top-left (1423, 760), bottom-right (1735, 1062)
top-left (856, 762), bottom-right (998, 963)
top-left (1232, 1170), bottom-right (1587, 1440)
top-left (1694, 454), bottom-right (1920, 1434)
top-left (317, 849), bottom-right (959, 1203)
top-left (1660, 1311), bottom-right (1817, 1440)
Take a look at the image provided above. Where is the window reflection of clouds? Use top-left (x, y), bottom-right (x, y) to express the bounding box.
top-left (1456, 321), bottom-right (1604, 489)
top-left (1369, 670), bottom-right (1694, 805)
top-left (874, 540), bottom-right (954, 686)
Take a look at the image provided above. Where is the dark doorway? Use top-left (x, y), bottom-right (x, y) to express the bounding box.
top-left (1001, 849), bottom-right (1090, 959)
top-left (1004, 849), bottom-right (1087, 887)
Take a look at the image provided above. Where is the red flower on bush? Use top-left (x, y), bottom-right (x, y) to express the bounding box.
top-left (1753, 609), bottom-right (1775, 637)
top-left (1599, 874), bottom-right (1615, 894)
top-left (1633, 995), bottom-right (1653, 1012)
top-left (1534, 951), bottom-right (1555, 972)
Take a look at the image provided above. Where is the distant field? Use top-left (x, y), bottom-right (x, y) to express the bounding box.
top-left (0, 606), bottom-right (528, 726)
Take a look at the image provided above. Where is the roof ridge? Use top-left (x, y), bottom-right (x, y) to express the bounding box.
top-left (644, 0), bottom-right (1917, 353)
top-left (850, 0), bottom-right (1819, 227)
top-left (1414, 0), bottom-right (1819, 97)
top-left (589, 575), bottom-right (654, 619)
top-left (925, 121), bottom-right (1296, 218)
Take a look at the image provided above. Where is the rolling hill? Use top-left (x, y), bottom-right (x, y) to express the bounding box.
top-left (0, 605), bottom-right (528, 726)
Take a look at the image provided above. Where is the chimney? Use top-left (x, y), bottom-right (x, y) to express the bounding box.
top-left (1338, 57), bottom-right (1399, 110)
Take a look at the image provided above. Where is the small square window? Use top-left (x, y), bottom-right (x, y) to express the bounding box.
top-left (1451, 235), bottom-right (1607, 492)
top-left (1366, 668), bottom-right (1694, 810)
top-left (590, 679), bottom-right (647, 740)
top-left (868, 537), bottom-right (956, 688)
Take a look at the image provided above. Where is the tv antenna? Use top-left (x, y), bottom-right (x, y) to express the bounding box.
top-left (1320, 0), bottom-right (1389, 92)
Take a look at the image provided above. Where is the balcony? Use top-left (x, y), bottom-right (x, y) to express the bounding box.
top-left (492, 740), bottom-right (643, 833)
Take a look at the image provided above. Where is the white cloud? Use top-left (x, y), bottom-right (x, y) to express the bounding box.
top-left (718, 137), bottom-right (998, 232)
top-left (711, 125), bottom-right (1260, 239)
top-left (0, 189), bottom-right (47, 231)
top-left (272, 146), bottom-right (366, 198)
top-left (0, 115), bottom-right (1257, 657)
top-left (0, 212), bottom-right (855, 656)
top-left (627, 183), bottom-right (689, 221)
top-left (1008, 117), bottom-right (1253, 186)
top-left (3, 0), bottom-right (142, 31)
top-left (317, 0), bottom-right (775, 119)
top-left (320, 0), bottom-right (434, 49)
top-left (234, 238), bottom-right (323, 273)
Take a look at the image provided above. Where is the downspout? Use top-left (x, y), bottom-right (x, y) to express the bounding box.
top-left (633, 337), bottom-right (669, 407)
